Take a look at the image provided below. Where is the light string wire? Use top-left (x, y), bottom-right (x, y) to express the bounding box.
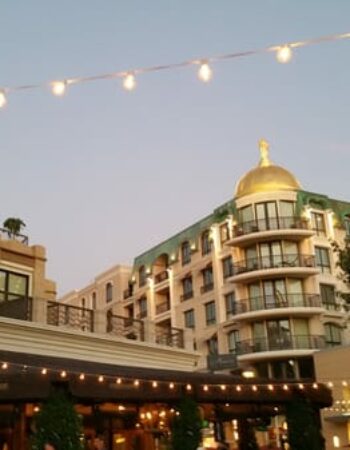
top-left (0, 361), bottom-right (320, 392)
top-left (1, 30), bottom-right (350, 99)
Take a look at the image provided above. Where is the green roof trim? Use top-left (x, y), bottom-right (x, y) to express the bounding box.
top-left (132, 199), bottom-right (235, 272)
top-left (297, 190), bottom-right (350, 225)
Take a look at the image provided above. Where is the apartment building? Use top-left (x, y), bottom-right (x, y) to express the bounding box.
top-left (62, 140), bottom-right (350, 382)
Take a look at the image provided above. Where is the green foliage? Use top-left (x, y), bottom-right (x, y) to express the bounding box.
top-left (2, 217), bottom-right (26, 236)
top-left (332, 239), bottom-right (350, 286)
top-left (171, 397), bottom-right (202, 450)
top-left (31, 390), bottom-right (83, 450)
top-left (286, 394), bottom-right (325, 450)
top-left (237, 418), bottom-right (259, 450)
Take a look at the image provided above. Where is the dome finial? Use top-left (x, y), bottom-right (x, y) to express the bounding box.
top-left (259, 139), bottom-right (271, 167)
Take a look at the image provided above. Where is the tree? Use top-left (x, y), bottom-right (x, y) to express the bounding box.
top-left (286, 394), bottom-right (325, 450)
top-left (31, 389), bottom-right (83, 450)
top-left (237, 418), bottom-right (259, 450)
top-left (171, 397), bottom-right (202, 450)
top-left (2, 217), bottom-right (26, 237)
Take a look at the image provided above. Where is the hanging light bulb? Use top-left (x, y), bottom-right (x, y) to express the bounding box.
top-left (152, 381), bottom-right (158, 388)
top-left (123, 73), bottom-right (136, 91)
top-left (203, 385), bottom-right (209, 392)
top-left (276, 45), bottom-right (293, 64)
top-left (169, 382), bottom-right (175, 389)
top-left (197, 62), bottom-right (213, 83)
top-left (51, 80), bottom-right (67, 96)
top-left (41, 368), bottom-right (48, 375)
top-left (0, 91), bottom-right (7, 108)
top-left (79, 373), bottom-right (85, 381)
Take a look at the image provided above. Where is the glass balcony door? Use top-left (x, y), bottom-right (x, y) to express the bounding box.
top-left (255, 201), bottom-right (278, 231)
top-left (263, 279), bottom-right (287, 308)
top-left (266, 319), bottom-right (291, 350)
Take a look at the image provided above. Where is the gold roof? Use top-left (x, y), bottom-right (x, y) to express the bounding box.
top-left (235, 139), bottom-right (302, 198)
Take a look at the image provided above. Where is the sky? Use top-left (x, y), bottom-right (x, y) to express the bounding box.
top-left (1, 1), bottom-right (350, 295)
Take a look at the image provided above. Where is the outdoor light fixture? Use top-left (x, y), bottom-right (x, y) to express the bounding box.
top-left (198, 62), bottom-right (213, 82)
top-left (51, 80), bottom-right (67, 96)
top-left (276, 45), bottom-right (293, 63)
top-left (0, 91), bottom-right (7, 108)
top-left (241, 367), bottom-right (256, 379)
top-left (123, 73), bottom-right (136, 91)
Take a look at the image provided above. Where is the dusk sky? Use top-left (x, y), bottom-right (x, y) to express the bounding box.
top-left (1, 1), bottom-right (350, 294)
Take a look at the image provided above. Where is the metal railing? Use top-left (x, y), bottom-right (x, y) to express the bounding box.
top-left (236, 334), bottom-right (325, 355)
top-left (154, 325), bottom-right (184, 349)
top-left (180, 290), bottom-right (194, 301)
top-left (47, 301), bottom-right (94, 332)
top-left (233, 216), bottom-right (309, 237)
top-left (154, 270), bottom-right (169, 284)
top-left (0, 228), bottom-right (29, 245)
top-left (200, 282), bottom-right (214, 294)
top-left (0, 296), bottom-right (32, 320)
top-left (232, 254), bottom-right (316, 275)
top-left (322, 301), bottom-right (342, 312)
top-left (107, 313), bottom-right (145, 341)
top-left (155, 299), bottom-right (170, 315)
top-left (234, 293), bottom-right (321, 314)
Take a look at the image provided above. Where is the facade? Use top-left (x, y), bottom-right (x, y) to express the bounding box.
top-left (63, 140), bottom-right (350, 382)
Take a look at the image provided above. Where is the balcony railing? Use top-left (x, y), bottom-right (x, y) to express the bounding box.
top-left (47, 301), bottom-right (94, 332)
top-left (0, 228), bottom-right (29, 245)
top-left (107, 313), bottom-right (144, 341)
top-left (154, 270), bottom-right (169, 284)
top-left (123, 287), bottom-right (134, 300)
top-left (180, 290), bottom-right (194, 301)
top-left (155, 325), bottom-right (184, 349)
top-left (234, 293), bottom-right (321, 314)
top-left (236, 334), bottom-right (325, 355)
top-left (200, 282), bottom-right (214, 294)
top-left (232, 254), bottom-right (316, 275)
top-left (155, 299), bottom-right (171, 315)
top-left (233, 216), bottom-right (309, 237)
top-left (0, 296), bottom-right (32, 321)
top-left (322, 301), bottom-right (342, 312)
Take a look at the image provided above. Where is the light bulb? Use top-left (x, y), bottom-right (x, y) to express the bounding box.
top-left (51, 81), bottom-right (67, 96)
top-left (41, 368), bottom-right (47, 375)
top-left (276, 45), bottom-right (292, 64)
top-left (198, 63), bottom-right (213, 82)
top-left (123, 74), bottom-right (136, 91)
top-left (0, 91), bottom-right (7, 108)
top-left (79, 373), bottom-right (85, 381)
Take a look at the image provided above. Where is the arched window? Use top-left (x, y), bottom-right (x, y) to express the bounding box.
top-left (139, 266), bottom-right (147, 287)
top-left (201, 230), bottom-right (212, 256)
top-left (106, 282), bottom-right (113, 303)
top-left (181, 241), bottom-right (191, 265)
top-left (324, 323), bottom-right (342, 347)
top-left (92, 292), bottom-right (97, 309)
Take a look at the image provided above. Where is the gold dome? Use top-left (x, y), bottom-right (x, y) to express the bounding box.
top-left (235, 139), bottom-right (302, 198)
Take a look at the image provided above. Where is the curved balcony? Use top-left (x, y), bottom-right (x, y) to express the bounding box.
top-left (233, 293), bottom-right (323, 320)
top-left (229, 216), bottom-right (312, 247)
top-left (228, 254), bottom-right (318, 282)
top-left (236, 334), bottom-right (325, 359)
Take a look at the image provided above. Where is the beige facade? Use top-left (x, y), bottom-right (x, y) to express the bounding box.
top-left (61, 141), bottom-right (350, 384)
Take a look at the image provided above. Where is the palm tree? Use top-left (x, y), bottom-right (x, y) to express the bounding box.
top-left (2, 217), bottom-right (26, 238)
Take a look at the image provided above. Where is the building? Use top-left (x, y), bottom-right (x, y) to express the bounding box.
top-left (63, 139), bottom-right (350, 382)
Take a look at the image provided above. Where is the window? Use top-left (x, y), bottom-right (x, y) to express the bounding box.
top-left (181, 241), bottom-right (191, 265)
top-left (220, 223), bottom-right (230, 243)
top-left (225, 292), bottom-right (236, 318)
top-left (320, 284), bottom-right (337, 310)
top-left (266, 319), bottom-right (291, 350)
top-left (205, 301), bottom-right (216, 326)
top-left (184, 309), bottom-right (195, 328)
top-left (271, 359), bottom-right (296, 380)
top-left (298, 357), bottom-right (315, 379)
top-left (311, 212), bottom-right (326, 236)
top-left (222, 256), bottom-right (233, 279)
top-left (227, 330), bottom-right (239, 353)
top-left (201, 266), bottom-right (213, 293)
top-left (324, 323), bottom-right (342, 347)
top-left (207, 336), bottom-right (218, 355)
top-left (106, 282), bottom-right (113, 303)
top-left (181, 276), bottom-right (193, 301)
top-left (139, 266), bottom-right (147, 287)
top-left (0, 269), bottom-right (29, 301)
top-left (138, 296), bottom-right (147, 318)
top-left (201, 230), bottom-right (212, 255)
top-left (255, 201), bottom-right (278, 231)
top-left (315, 247), bottom-right (331, 273)
top-left (92, 292), bottom-right (97, 310)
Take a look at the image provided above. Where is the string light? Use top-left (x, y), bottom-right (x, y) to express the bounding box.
top-left (268, 384), bottom-right (274, 391)
top-left (1, 362), bottom-right (8, 370)
top-left (252, 385), bottom-right (258, 392)
top-left (152, 381), bottom-right (158, 388)
top-left (79, 373), bottom-right (85, 381)
top-left (186, 384), bottom-right (192, 391)
top-left (98, 375), bottom-right (104, 383)
top-left (342, 381), bottom-right (348, 387)
top-left (41, 368), bottom-right (48, 375)
top-left (134, 379), bottom-right (140, 387)
top-left (236, 385), bottom-right (242, 392)
top-left (169, 382), bottom-right (174, 389)
top-left (276, 45), bottom-right (293, 63)
top-left (0, 31), bottom-right (348, 107)
top-left (220, 384), bottom-right (226, 391)
top-left (203, 385), bottom-right (209, 392)
top-left (0, 91), bottom-right (7, 108)
top-left (197, 62), bottom-right (213, 82)
top-left (298, 383), bottom-right (304, 390)
top-left (283, 384), bottom-right (289, 391)
top-left (51, 80), bottom-right (67, 97)
top-left (312, 383), bottom-right (318, 389)
top-left (116, 377), bottom-right (122, 384)
top-left (327, 382), bottom-right (334, 388)
top-left (123, 73), bottom-right (136, 91)
top-left (60, 370), bottom-right (67, 378)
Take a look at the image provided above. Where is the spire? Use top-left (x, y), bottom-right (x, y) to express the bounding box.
top-left (258, 139), bottom-right (271, 167)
